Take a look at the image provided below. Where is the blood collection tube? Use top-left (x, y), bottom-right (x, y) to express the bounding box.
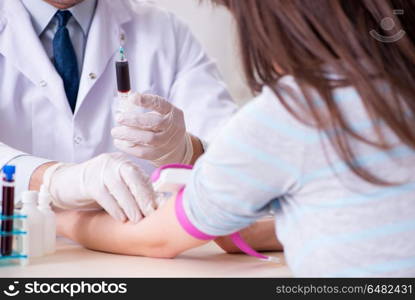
top-left (115, 46), bottom-right (136, 147)
top-left (1, 165), bottom-right (16, 256)
top-left (115, 46), bottom-right (131, 98)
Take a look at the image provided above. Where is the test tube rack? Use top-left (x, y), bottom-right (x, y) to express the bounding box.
top-left (0, 212), bottom-right (29, 267)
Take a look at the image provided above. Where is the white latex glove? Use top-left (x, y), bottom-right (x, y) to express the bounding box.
top-left (112, 93), bottom-right (194, 167)
top-left (42, 153), bottom-right (157, 223)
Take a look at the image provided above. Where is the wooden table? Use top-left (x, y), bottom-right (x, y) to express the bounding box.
top-left (1, 237), bottom-right (292, 278)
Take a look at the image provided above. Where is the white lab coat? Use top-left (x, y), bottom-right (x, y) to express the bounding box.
top-left (0, 0), bottom-right (237, 195)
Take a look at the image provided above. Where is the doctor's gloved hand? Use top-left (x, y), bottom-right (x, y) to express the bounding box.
top-left (42, 153), bottom-right (157, 223)
top-left (112, 93), bottom-right (194, 167)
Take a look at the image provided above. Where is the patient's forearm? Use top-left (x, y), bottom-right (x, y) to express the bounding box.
top-left (57, 198), bottom-right (207, 258)
top-left (57, 198), bottom-right (282, 258)
top-left (58, 210), bottom-right (163, 256)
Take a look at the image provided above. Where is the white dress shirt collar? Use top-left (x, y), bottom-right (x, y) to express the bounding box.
top-left (21, 0), bottom-right (97, 36)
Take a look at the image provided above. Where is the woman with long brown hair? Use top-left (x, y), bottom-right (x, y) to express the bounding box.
top-left (57, 0), bottom-right (415, 277)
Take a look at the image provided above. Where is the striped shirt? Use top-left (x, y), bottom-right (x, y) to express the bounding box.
top-left (183, 76), bottom-right (415, 277)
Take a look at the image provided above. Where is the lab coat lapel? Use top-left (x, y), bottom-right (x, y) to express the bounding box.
top-left (0, 0), bottom-right (73, 119)
top-left (74, 0), bottom-right (133, 115)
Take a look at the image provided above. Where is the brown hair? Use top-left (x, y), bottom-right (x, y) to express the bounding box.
top-left (209, 0), bottom-right (415, 185)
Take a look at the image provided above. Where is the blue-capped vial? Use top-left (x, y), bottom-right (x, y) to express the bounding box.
top-left (3, 165), bottom-right (16, 182)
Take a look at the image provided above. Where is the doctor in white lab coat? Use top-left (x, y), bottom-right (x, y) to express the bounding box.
top-left (0, 0), bottom-right (236, 223)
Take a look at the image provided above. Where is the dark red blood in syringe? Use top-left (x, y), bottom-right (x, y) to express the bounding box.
top-left (116, 61), bottom-right (131, 93)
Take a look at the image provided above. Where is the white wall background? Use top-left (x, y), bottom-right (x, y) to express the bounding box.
top-left (143, 0), bottom-right (252, 104)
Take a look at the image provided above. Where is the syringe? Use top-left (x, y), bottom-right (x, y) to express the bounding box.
top-left (115, 46), bottom-right (136, 148)
top-left (115, 46), bottom-right (131, 99)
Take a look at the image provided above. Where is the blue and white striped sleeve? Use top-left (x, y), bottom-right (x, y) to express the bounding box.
top-left (182, 87), bottom-right (309, 236)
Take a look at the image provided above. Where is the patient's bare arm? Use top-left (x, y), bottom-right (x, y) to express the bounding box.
top-left (57, 197), bottom-right (208, 258)
top-left (58, 200), bottom-right (282, 257)
top-left (57, 191), bottom-right (282, 258)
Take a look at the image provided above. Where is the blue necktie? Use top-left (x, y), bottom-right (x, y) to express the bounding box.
top-left (53, 10), bottom-right (80, 113)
